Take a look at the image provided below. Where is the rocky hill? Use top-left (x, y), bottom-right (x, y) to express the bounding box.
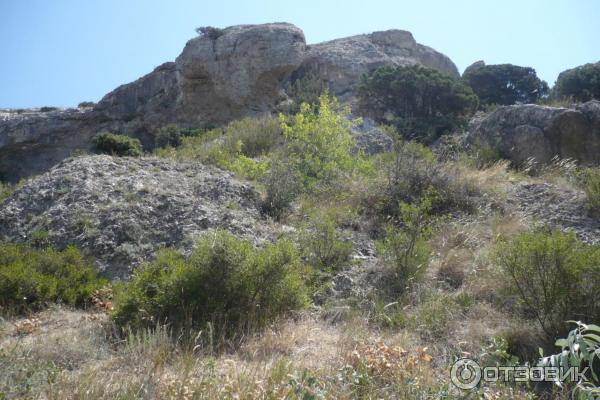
top-left (0, 23), bottom-right (457, 182)
top-left (0, 155), bottom-right (271, 278)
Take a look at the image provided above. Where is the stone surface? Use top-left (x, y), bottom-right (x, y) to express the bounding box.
top-left (467, 100), bottom-right (600, 166)
top-left (352, 117), bottom-right (394, 155)
top-left (294, 29), bottom-right (459, 101)
top-left (0, 155), bottom-right (271, 278)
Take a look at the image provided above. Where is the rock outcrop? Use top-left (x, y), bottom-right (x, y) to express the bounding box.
top-left (0, 23), bottom-right (458, 182)
top-left (295, 30), bottom-right (459, 101)
top-left (0, 155), bottom-right (270, 278)
top-left (467, 100), bottom-right (600, 166)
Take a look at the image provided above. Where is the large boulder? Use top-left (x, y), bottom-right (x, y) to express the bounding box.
top-left (0, 155), bottom-right (269, 278)
top-left (0, 23), bottom-right (459, 182)
top-left (467, 100), bottom-right (600, 166)
top-left (294, 29), bottom-right (459, 101)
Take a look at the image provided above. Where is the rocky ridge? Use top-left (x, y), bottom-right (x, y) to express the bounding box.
top-left (0, 22), bottom-right (457, 182)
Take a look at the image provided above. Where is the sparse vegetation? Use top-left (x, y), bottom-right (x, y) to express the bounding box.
top-left (574, 167), bottom-right (600, 218)
top-left (4, 79), bottom-right (600, 400)
top-left (376, 200), bottom-right (432, 295)
top-left (0, 243), bottom-right (106, 314)
top-left (0, 181), bottom-right (15, 203)
top-left (299, 209), bottom-right (353, 271)
top-left (92, 132), bottom-right (142, 157)
top-left (77, 101), bottom-right (96, 108)
top-left (195, 26), bottom-right (225, 40)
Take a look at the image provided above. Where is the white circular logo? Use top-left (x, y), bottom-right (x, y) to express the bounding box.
top-left (450, 358), bottom-right (482, 390)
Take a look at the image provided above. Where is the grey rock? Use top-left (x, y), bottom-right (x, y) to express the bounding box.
top-left (467, 100), bottom-right (600, 166)
top-left (294, 29), bottom-right (458, 102)
top-left (0, 155), bottom-right (271, 278)
top-left (509, 182), bottom-right (600, 244)
top-left (352, 117), bottom-right (394, 155)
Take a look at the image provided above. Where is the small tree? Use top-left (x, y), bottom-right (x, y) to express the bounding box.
top-left (358, 65), bottom-right (478, 143)
top-left (195, 26), bottom-right (225, 40)
top-left (462, 63), bottom-right (549, 106)
top-left (553, 61), bottom-right (600, 102)
top-left (280, 93), bottom-right (358, 188)
top-left (377, 198), bottom-right (432, 295)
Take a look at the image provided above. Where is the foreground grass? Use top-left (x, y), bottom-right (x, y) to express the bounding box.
top-left (0, 306), bottom-right (544, 399)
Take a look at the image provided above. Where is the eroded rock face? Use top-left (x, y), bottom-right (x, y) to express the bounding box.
top-left (467, 100), bottom-right (600, 166)
top-left (295, 29), bottom-right (459, 101)
top-left (0, 23), bottom-right (459, 182)
top-left (0, 155), bottom-right (270, 278)
top-left (0, 108), bottom-right (113, 182)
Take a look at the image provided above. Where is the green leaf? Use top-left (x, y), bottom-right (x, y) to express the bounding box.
top-left (583, 333), bottom-right (600, 344)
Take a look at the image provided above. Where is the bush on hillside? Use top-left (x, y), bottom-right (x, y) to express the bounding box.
top-left (284, 73), bottom-right (329, 114)
top-left (260, 158), bottom-right (302, 220)
top-left (376, 200), bottom-right (432, 296)
top-left (78, 101), bottom-right (96, 108)
top-left (300, 210), bottom-right (353, 271)
top-left (93, 132), bottom-right (142, 157)
top-left (281, 93), bottom-right (358, 188)
top-left (462, 63), bottom-right (549, 106)
top-left (574, 167), bottom-right (600, 218)
top-left (155, 124), bottom-right (184, 149)
top-left (553, 61), bottom-right (600, 102)
top-left (378, 139), bottom-right (479, 217)
top-left (358, 65), bottom-right (478, 143)
top-left (495, 228), bottom-right (600, 337)
top-left (0, 243), bottom-right (106, 314)
top-left (0, 181), bottom-right (15, 203)
top-left (112, 231), bottom-right (309, 338)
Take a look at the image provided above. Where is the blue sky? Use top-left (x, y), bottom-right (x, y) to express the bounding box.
top-left (1, 0), bottom-right (599, 108)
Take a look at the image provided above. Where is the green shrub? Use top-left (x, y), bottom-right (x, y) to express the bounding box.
top-left (92, 132), bottom-right (142, 157)
top-left (378, 138), bottom-right (479, 217)
top-left (223, 116), bottom-right (282, 158)
top-left (553, 61), bottom-right (600, 102)
top-left (0, 243), bottom-right (106, 314)
top-left (0, 181), bottom-right (15, 203)
top-left (112, 231), bottom-right (309, 339)
top-left (376, 200), bottom-right (432, 295)
top-left (358, 65), bottom-right (478, 143)
top-left (155, 118), bottom-right (279, 180)
top-left (281, 93), bottom-right (358, 188)
top-left (260, 158), bottom-right (302, 220)
top-left (574, 167), bottom-right (600, 218)
top-left (284, 73), bottom-right (329, 114)
top-left (300, 210), bottom-right (353, 271)
top-left (462, 63), bottom-right (549, 106)
top-left (39, 106), bottom-right (58, 112)
top-left (155, 124), bottom-right (183, 149)
top-left (195, 26), bottom-right (225, 40)
top-left (77, 101), bottom-right (96, 108)
top-left (495, 229), bottom-right (600, 337)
